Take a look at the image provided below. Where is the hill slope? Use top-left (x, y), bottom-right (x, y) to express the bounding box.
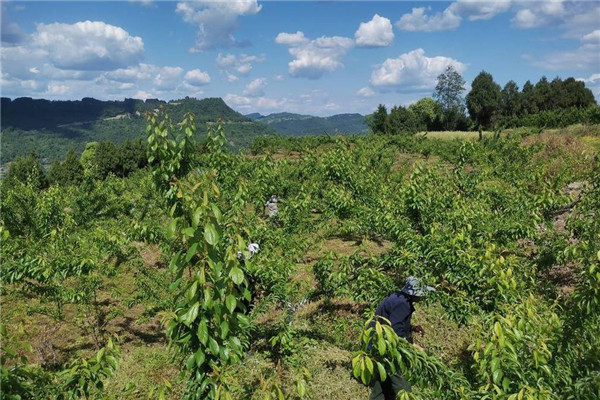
top-left (246, 112), bottom-right (368, 136)
top-left (1, 97), bottom-right (276, 165)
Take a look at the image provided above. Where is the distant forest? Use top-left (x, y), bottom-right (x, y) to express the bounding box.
top-left (369, 71), bottom-right (599, 135)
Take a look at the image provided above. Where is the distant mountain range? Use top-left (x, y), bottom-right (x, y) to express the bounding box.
top-left (0, 97), bottom-right (367, 166)
top-left (246, 112), bottom-right (368, 136)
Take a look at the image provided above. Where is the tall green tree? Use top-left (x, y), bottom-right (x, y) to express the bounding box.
top-left (433, 65), bottom-right (467, 130)
top-left (93, 142), bottom-right (120, 179)
top-left (521, 80), bottom-right (537, 115)
top-left (499, 80), bottom-right (521, 119)
top-left (369, 104), bottom-right (388, 134)
top-left (466, 71), bottom-right (501, 129)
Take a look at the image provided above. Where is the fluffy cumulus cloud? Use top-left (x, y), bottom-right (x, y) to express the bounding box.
top-left (396, 6), bottom-right (462, 32)
top-left (582, 30), bottom-right (600, 43)
top-left (370, 49), bottom-right (466, 91)
top-left (511, 0), bottom-right (565, 29)
top-left (176, 0), bottom-right (261, 52)
top-left (216, 52), bottom-right (265, 81)
top-left (276, 31), bottom-right (354, 79)
top-left (451, 0), bottom-right (511, 21)
top-left (354, 14), bottom-right (394, 47)
top-left (242, 77), bottom-right (267, 97)
top-left (356, 87), bottom-right (375, 97)
top-left (31, 21), bottom-right (144, 70)
top-left (154, 66), bottom-right (184, 90)
top-left (184, 69), bottom-right (211, 86)
top-left (275, 31), bottom-right (309, 46)
top-left (397, 0), bottom-right (576, 32)
top-left (224, 89), bottom-right (339, 115)
top-left (0, 19), bottom-right (154, 99)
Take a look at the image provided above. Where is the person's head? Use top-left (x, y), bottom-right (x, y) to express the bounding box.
top-left (400, 276), bottom-right (435, 302)
top-left (270, 195), bottom-right (278, 203)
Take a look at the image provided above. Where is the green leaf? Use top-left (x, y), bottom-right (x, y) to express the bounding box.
top-left (183, 302), bottom-right (200, 326)
top-left (182, 227), bottom-right (196, 237)
top-left (220, 321), bottom-right (229, 339)
top-left (229, 267), bottom-right (244, 285)
top-left (166, 219), bottom-right (177, 239)
top-left (377, 336), bottom-right (386, 356)
top-left (352, 356), bottom-right (362, 379)
top-left (194, 349), bottom-right (205, 367)
top-left (185, 242), bottom-right (198, 262)
top-left (365, 356), bottom-right (374, 375)
top-left (186, 354), bottom-right (195, 370)
top-left (376, 362), bottom-right (387, 382)
top-left (204, 223), bottom-right (220, 246)
top-left (209, 337), bottom-right (219, 355)
top-left (197, 320), bottom-right (208, 345)
top-left (225, 295), bottom-right (236, 313)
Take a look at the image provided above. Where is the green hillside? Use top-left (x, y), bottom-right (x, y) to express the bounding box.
top-left (247, 112), bottom-right (368, 136)
top-left (1, 97), bottom-right (276, 166)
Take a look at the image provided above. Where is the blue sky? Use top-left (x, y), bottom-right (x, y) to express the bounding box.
top-left (1, 1), bottom-right (599, 116)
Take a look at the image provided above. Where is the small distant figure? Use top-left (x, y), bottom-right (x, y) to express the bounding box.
top-left (264, 195), bottom-right (279, 218)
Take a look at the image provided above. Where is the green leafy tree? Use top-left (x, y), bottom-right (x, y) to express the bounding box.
top-left (369, 104), bottom-right (388, 134)
top-left (5, 152), bottom-right (48, 190)
top-left (433, 65), bottom-right (468, 130)
top-left (93, 142), bottom-right (120, 179)
top-left (521, 80), bottom-right (537, 115)
top-left (50, 148), bottom-right (84, 186)
top-left (385, 106), bottom-right (420, 135)
top-left (499, 80), bottom-right (521, 119)
top-left (408, 97), bottom-right (442, 131)
top-left (80, 142), bottom-right (98, 176)
top-left (466, 71), bottom-right (501, 129)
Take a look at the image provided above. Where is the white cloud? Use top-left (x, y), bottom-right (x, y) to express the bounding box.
top-left (582, 30), bottom-right (600, 42)
top-left (225, 93), bottom-right (281, 109)
top-left (577, 73), bottom-right (600, 84)
top-left (273, 74), bottom-right (284, 82)
top-left (176, 0), bottom-right (261, 52)
top-left (531, 27), bottom-right (600, 71)
top-left (184, 69), bottom-right (211, 86)
top-left (512, 0), bottom-right (565, 29)
top-left (105, 63), bottom-right (155, 82)
top-left (133, 90), bottom-right (154, 100)
top-left (396, 6), bottom-right (462, 32)
top-left (356, 87), bottom-right (375, 97)
top-left (370, 48), bottom-right (467, 91)
top-left (275, 31), bottom-right (309, 46)
top-left (451, 0), bottom-right (511, 21)
top-left (31, 21), bottom-right (144, 70)
top-left (242, 77), bottom-right (267, 97)
top-left (276, 32), bottom-right (354, 79)
top-left (47, 83), bottom-right (70, 95)
top-left (355, 14), bottom-right (394, 47)
top-left (154, 66), bottom-right (184, 89)
top-left (216, 52), bottom-right (265, 78)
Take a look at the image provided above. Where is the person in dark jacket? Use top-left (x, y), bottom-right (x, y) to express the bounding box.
top-left (370, 276), bottom-right (435, 400)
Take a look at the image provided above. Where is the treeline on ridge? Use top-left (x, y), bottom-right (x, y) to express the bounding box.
top-left (4, 139), bottom-right (148, 189)
top-left (369, 68), bottom-right (599, 134)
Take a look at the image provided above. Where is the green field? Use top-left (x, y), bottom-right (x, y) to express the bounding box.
top-left (2, 121), bottom-right (599, 399)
